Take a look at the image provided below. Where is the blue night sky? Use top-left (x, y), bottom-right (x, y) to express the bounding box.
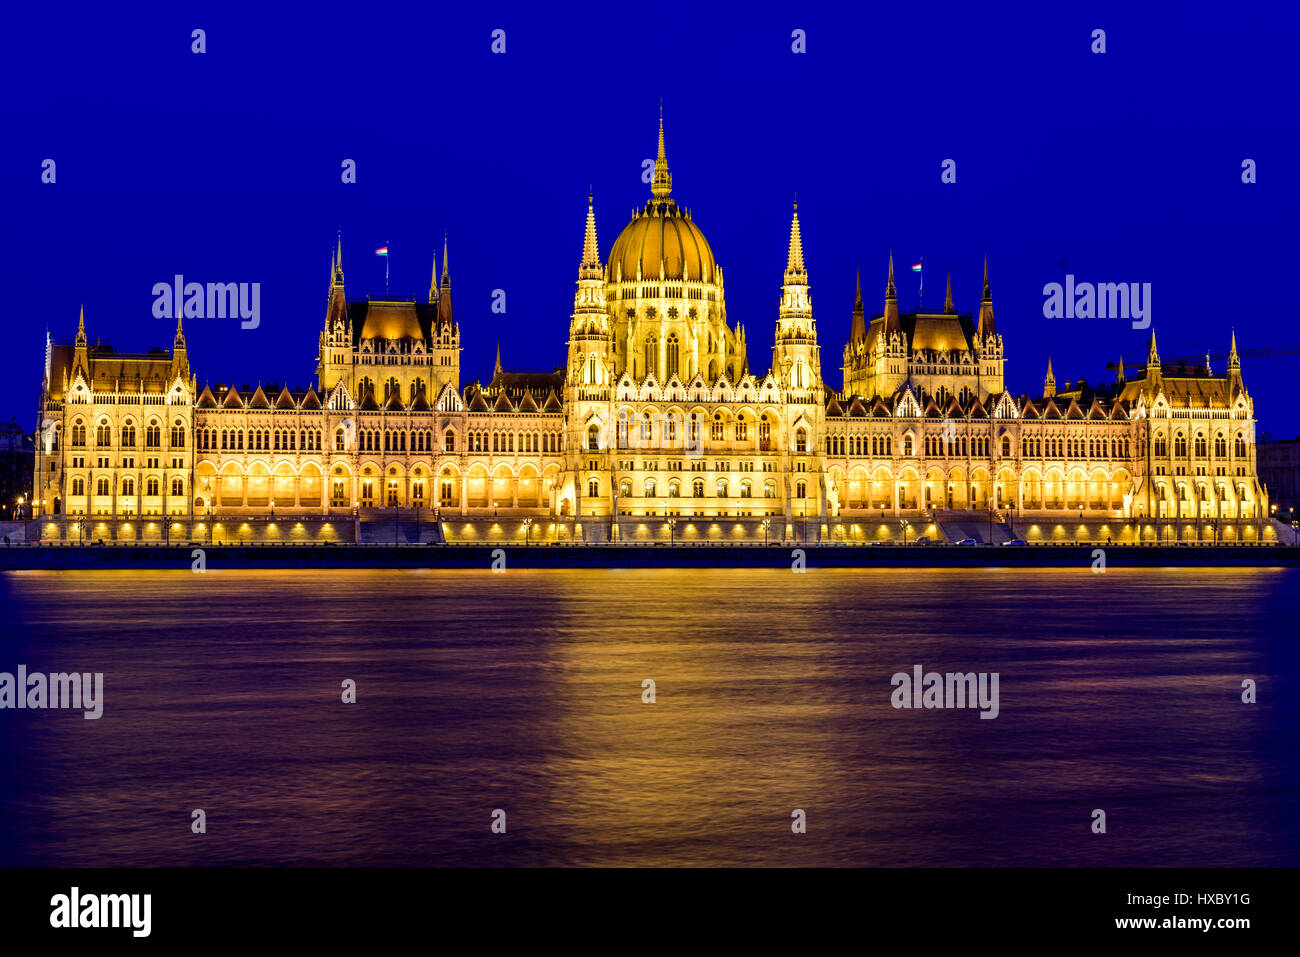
top-left (3, 2), bottom-right (1297, 434)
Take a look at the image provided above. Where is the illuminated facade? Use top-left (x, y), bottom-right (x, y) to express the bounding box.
top-left (31, 119), bottom-right (1273, 543)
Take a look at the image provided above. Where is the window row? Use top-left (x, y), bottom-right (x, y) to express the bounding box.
top-left (69, 477), bottom-right (184, 497)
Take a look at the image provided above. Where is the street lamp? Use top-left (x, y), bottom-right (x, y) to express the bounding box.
top-left (667, 517), bottom-right (677, 545)
top-left (761, 518), bottom-right (770, 546)
top-left (523, 517), bottom-right (533, 545)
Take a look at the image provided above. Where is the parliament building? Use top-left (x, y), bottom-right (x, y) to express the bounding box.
top-left (30, 119), bottom-right (1275, 544)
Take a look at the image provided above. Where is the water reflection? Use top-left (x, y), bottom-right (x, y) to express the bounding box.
top-left (0, 568), bottom-right (1296, 866)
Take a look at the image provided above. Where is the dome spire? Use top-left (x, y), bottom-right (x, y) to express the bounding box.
top-left (651, 103), bottom-right (672, 200)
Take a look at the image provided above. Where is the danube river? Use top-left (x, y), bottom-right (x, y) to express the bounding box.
top-left (1, 568), bottom-right (1296, 867)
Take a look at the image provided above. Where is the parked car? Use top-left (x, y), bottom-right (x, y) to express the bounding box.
top-left (1005, 539), bottom-right (1028, 546)
top-left (912, 536), bottom-right (932, 545)
top-left (955, 538), bottom-right (979, 546)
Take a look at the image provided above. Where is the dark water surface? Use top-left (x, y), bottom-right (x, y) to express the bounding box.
top-left (0, 568), bottom-right (1296, 867)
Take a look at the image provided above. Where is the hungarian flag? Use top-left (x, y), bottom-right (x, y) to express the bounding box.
top-left (911, 260), bottom-right (922, 272)
top-left (375, 245), bottom-right (389, 257)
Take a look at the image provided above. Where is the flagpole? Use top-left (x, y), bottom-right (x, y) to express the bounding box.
top-left (918, 258), bottom-right (923, 311)
top-left (386, 239), bottom-right (390, 297)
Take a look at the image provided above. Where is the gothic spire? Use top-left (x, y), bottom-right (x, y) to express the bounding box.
top-left (428, 246), bottom-right (439, 303)
top-left (977, 256), bottom-right (996, 337)
top-left (784, 201), bottom-right (806, 283)
top-left (580, 191), bottom-right (602, 279)
top-left (437, 234), bottom-right (454, 328)
top-left (850, 269), bottom-right (866, 343)
top-left (944, 270), bottom-right (955, 314)
top-left (1044, 356), bottom-right (1056, 397)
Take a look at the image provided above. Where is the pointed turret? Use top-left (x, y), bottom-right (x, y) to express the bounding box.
top-left (944, 271), bottom-right (955, 314)
top-left (1117, 355), bottom-right (1125, 382)
top-left (849, 269), bottom-right (866, 343)
top-left (883, 253), bottom-right (900, 333)
top-left (1147, 330), bottom-right (1160, 374)
top-left (1044, 356), bottom-right (1056, 398)
top-left (494, 341), bottom-right (502, 376)
top-left (784, 201), bottom-right (807, 284)
top-left (172, 311), bottom-right (189, 379)
top-left (437, 234), bottom-right (454, 328)
top-left (580, 191), bottom-right (602, 279)
top-left (977, 256), bottom-right (996, 336)
top-left (1227, 328), bottom-right (1243, 396)
top-left (428, 247), bottom-right (439, 303)
top-left (72, 304), bottom-right (90, 383)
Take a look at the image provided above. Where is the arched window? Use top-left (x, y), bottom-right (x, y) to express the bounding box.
top-left (146, 478), bottom-right (159, 496)
top-left (1154, 432), bottom-right (1168, 457)
top-left (1214, 433), bottom-right (1227, 457)
top-left (335, 427), bottom-right (346, 451)
top-left (587, 478), bottom-right (599, 498)
top-left (666, 334), bottom-right (679, 379)
top-left (644, 335), bottom-right (658, 379)
top-left (1234, 433), bottom-right (1246, 457)
top-left (587, 425), bottom-right (600, 451)
top-left (122, 478), bottom-right (135, 496)
top-left (96, 422), bottom-right (111, 446)
top-left (121, 423), bottom-right (136, 447)
top-left (444, 429), bottom-right (456, 452)
top-left (668, 478), bottom-right (680, 498)
top-left (740, 480), bottom-right (752, 498)
top-left (795, 428), bottom-right (807, 453)
top-left (146, 423), bottom-right (161, 448)
top-left (1174, 432), bottom-right (1188, 457)
top-left (1194, 432), bottom-right (1207, 457)
top-left (1001, 435), bottom-right (1012, 457)
top-left (96, 477), bottom-right (109, 496)
top-left (171, 478), bottom-right (184, 496)
top-left (796, 480), bottom-right (807, 499)
top-left (644, 478), bottom-right (657, 497)
top-left (588, 354), bottom-right (597, 384)
top-left (692, 478), bottom-right (705, 498)
top-left (171, 419), bottom-right (185, 448)
top-left (717, 479), bottom-right (729, 497)
top-left (903, 434), bottom-right (914, 456)
top-left (764, 480), bottom-right (776, 499)
top-left (72, 478), bottom-right (85, 495)
top-left (619, 478), bottom-right (632, 498)
top-left (640, 412), bottom-right (652, 442)
top-left (711, 415), bottom-right (724, 442)
top-left (72, 421), bottom-right (86, 447)
top-left (759, 418), bottom-right (771, 450)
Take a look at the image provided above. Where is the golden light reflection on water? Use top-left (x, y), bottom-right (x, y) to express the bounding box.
top-left (0, 567), bottom-right (1296, 866)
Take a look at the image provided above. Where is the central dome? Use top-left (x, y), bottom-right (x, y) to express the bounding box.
top-left (607, 201), bottom-right (717, 284)
top-left (605, 115), bottom-right (718, 285)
